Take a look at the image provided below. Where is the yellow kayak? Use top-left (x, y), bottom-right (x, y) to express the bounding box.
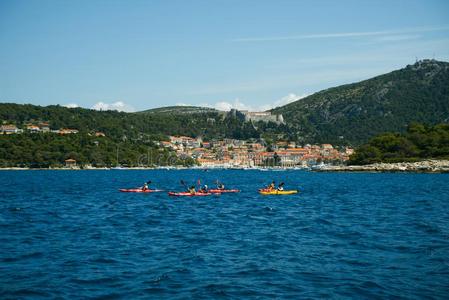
top-left (259, 190), bottom-right (298, 195)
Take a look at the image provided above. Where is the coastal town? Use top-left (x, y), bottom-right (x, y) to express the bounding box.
top-left (160, 135), bottom-right (354, 168)
top-left (1, 121), bottom-right (354, 168)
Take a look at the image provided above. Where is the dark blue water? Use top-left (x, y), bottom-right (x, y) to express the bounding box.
top-left (1, 170), bottom-right (448, 299)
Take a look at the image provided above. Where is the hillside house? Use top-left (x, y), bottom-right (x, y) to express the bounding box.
top-left (38, 122), bottom-right (50, 132)
top-left (59, 129), bottom-right (79, 135)
top-left (65, 159), bottom-right (77, 168)
top-left (26, 125), bottom-right (41, 133)
top-left (0, 125), bottom-right (19, 134)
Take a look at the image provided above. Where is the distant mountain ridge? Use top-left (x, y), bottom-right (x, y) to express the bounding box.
top-left (272, 59), bottom-right (449, 145)
top-left (140, 106), bottom-right (219, 114)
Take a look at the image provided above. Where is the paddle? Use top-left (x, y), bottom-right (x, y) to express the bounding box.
top-left (141, 180), bottom-right (152, 190)
top-left (215, 179), bottom-right (222, 189)
top-left (277, 182), bottom-right (285, 193)
top-left (180, 180), bottom-right (188, 189)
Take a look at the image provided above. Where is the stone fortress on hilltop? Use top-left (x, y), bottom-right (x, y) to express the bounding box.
top-left (229, 109), bottom-right (285, 125)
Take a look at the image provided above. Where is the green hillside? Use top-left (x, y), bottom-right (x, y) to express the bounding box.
top-left (0, 103), bottom-right (284, 142)
top-left (349, 123), bottom-right (449, 165)
top-left (0, 103), bottom-right (287, 167)
top-left (273, 59), bottom-right (449, 145)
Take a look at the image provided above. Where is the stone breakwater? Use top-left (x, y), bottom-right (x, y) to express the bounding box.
top-left (317, 160), bottom-right (449, 173)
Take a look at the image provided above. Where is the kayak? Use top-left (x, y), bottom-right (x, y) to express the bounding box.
top-left (119, 188), bottom-right (162, 193)
top-left (168, 192), bottom-right (212, 197)
top-left (208, 189), bottom-right (240, 194)
top-left (259, 190), bottom-right (298, 195)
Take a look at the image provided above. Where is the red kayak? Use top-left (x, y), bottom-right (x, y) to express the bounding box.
top-left (208, 189), bottom-right (240, 194)
top-left (119, 189), bottom-right (162, 193)
top-left (168, 192), bottom-right (212, 197)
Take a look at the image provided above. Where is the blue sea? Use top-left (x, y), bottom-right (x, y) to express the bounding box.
top-left (1, 170), bottom-right (448, 299)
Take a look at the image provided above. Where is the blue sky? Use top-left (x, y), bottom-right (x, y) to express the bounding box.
top-left (1, 0), bottom-right (449, 112)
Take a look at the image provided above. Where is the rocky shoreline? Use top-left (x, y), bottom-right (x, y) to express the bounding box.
top-left (317, 160), bottom-right (449, 173)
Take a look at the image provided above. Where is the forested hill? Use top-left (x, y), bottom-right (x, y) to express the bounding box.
top-left (0, 103), bottom-right (283, 141)
top-left (273, 59), bottom-right (449, 145)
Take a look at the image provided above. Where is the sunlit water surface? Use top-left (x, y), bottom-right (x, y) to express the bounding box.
top-left (1, 170), bottom-right (448, 298)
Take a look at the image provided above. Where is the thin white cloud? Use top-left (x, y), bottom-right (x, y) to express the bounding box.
top-left (63, 103), bottom-right (79, 108)
top-left (374, 34), bottom-right (421, 42)
top-left (214, 98), bottom-right (252, 111)
top-left (274, 93), bottom-right (308, 107)
top-left (176, 98), bottom-right (252, 111)
top-left (231, 25), bottom-right (449, 42)
top-left (259, 93), bottom-right (309, 111)
top-left (91, 101), bottom-right (135, 112)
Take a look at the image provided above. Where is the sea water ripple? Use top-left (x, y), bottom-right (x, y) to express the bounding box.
top-left (1, 170), bottom-right (448, 299)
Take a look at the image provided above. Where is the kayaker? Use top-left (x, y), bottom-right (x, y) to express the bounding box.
top-left (268, 181), bottom-right (276, 191)
top-left (277, 182), bottom-right (285, 191)
top-left (188, 186), bottom-right (196, 194)
top-left (142, 180), bottom-right (151, 191)
top-left (199, 184), bottom-right (209, 193)
top-left (217, 182), bottom-right (225, 190)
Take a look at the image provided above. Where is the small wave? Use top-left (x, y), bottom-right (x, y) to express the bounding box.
top-left (8, 288), bottom-right (52, 298)
top-left (144, 218), bottom-right (161, 226)
top-left (1, 251), bottom-right (44, 263)
top-left (142, 287), bottom-right (168, 294)
top-left (144, 273), bottom-right (171, 284)
top-left (8, 207), bottom-right (24, 212)
top-left (314, 217), bottom-right (334, 226)
top-left (184, 218), bottom-right (202, 225)
top-left (90, 292), bottom-right (125, 299)
top-left (247, 214), bottom-right (269, 221)
top-left (412, 221), bottom-right (442, 234)
top-left (202, 283), bottom-right (229, 296)
top-left (90, 257), bottom-right (119, 264)
top-left (359, 280), bottom-right (384, 290)
top-left (71, 276), bottom-right (120, 285)
top-left (340, 258), bottom-right (373, 267)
